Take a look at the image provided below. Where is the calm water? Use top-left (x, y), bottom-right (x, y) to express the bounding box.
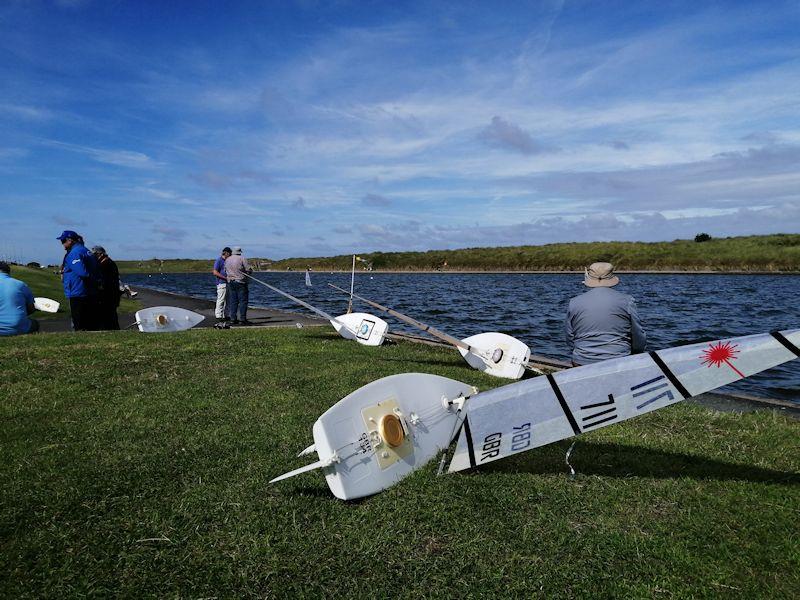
top-left (124, 272), bottom-right (800, 402)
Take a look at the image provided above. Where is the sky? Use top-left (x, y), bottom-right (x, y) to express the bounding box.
top-left (1, 0), bottom-right (799, 264)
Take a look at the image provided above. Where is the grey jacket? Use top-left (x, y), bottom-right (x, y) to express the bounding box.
top-left (224, 255), bottom-right (251, 283)
top-left (565, 287), bottom-right (646, 365)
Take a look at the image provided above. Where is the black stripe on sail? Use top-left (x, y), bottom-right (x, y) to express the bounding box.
top-left (771, 331), bottom-right (800, 357)
top-left (582, 414), bottom-right (617, 429)
top-left (546, 374), bottom-right (581, 435)
top-left (463, 417), bottom-right (477, 468)
top-left (649, 351), bottom-right (691, 399)
top-left (582, 406), bottom-right (615, 421)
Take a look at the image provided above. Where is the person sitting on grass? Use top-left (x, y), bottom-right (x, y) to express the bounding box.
top-left (0, 262), bottom-right (39, 336)
top-left (565, 262), bottom-right (646, 366)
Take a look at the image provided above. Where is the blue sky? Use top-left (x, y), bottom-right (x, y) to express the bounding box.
top-left (1, 0), bottom-right (799, 264)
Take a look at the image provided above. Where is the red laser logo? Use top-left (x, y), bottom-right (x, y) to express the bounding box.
top-left (700, 341), bottom-right (744, 378)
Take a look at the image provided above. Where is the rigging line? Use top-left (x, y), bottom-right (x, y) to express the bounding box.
top-left (437, 408), bottom-right (466, 476)
top-left (523, 363), bottom-right (545, 375)
top-left (348, 254), bottom-right (355, 314)
top-left (245, 274), bottom-right (359, 337)
top-left (327, 283), bottom-right (474, 353)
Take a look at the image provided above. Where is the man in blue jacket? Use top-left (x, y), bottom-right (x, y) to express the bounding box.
top-left (0, 262), bottom-right (39, 336)
top-left (58, 230), bottom-right (101, 331)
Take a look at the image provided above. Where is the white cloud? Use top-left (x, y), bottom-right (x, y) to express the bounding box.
top-left (42, 140), bottom-right (158, 169)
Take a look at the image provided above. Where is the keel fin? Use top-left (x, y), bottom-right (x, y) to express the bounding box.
top-left (297, 443), bottom-right (316, 457)
top-left (270, 459), bottom-right (330, 484)
top-left (271, 451), bottom-right (340, 484)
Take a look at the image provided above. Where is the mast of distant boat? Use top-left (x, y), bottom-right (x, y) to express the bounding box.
top-left (348, 255), bottom-right (356, 313)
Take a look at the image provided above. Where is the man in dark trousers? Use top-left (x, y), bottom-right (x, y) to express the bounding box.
top-left (58, 230), bottom-right (101, 331)
top-left (92, 246), bottom-right (122, 330)
top-left (225, 246), bottom-right (252, 325)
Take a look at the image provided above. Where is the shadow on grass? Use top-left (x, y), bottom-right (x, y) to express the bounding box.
top-left (377, 356), bottom-right (462, 369)
top-left (479, 441), bottom-right (800, 485)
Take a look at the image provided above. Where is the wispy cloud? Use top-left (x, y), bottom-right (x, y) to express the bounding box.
top-left (478, 116), bottom-right (552, 155)
top-left (52, 215), bottom-right (86, 227)
top-left (0, 103), bottom-right (54, 121)
top-left (362, 193), bottom-right (392, 207)
top-left (42, 140), bottom-right (158, 169)
top-left (152, 225), bottom-right (188, 242)
top-left (3, 2), bottom-right (799, 263)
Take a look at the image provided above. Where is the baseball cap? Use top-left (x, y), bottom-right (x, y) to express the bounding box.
top-left (57, 230), bottom-right (79, 241)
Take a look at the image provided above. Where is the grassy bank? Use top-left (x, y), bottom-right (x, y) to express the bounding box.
top-left (10, 265), bottom-right (139, 320)
top-left (117, 234), bottom-right (800, 274)
top-left (1, 328), bottom-right (798, 597)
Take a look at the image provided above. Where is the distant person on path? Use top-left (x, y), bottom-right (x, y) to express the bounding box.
top-left (0, 262), bottom-right (39, 336)
top-left (92, 246), bottom-right (122, 330)
top-left (565, 262), bottom-right (646, 366)
top-left (225, 246), bottom-right (252, 325)
top-left (212, 247), bottom-right (232, 323)
top-left (58, 230), bottom-right (100, 331)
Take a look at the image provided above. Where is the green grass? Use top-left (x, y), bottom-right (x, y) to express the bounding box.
top-left (1, 328), bottom-right (798, 597)
top-left (9, 265), bottom-right (140, 320)
top-left (116, 234), bottom-right (800, 273)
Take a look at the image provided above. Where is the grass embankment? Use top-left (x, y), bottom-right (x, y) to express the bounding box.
top-left (1, 328), bottom-right (798, 597)
top-left (117, 258), bottom-right (216, 274)
top-left (117, 234), bottom-right (800, 273)
top-left (270, 234), bottom-right (800, 272)
top-left (10, 265), bottom-right (139, 320)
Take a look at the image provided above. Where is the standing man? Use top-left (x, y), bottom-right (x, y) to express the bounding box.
top-left (225, 247), bottom-right (251, 325)
top-left (91, 246), bottom-right (122, 330)
top-left (212, 247), bottom-right (232, 323)
top-left (57, 230), bottom-right (100, 331)
top-left (565, 262), bottom-right (646, 366)
top-left (0, 262), bottom-right (38, 336)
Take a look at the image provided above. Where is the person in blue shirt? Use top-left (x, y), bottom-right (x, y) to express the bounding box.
top-left (566, 262), bottom-right (646, 366)
top-left (57, 230), bottom-right (101, 331)
top-left (212, 247), bottom-right (232, 323)
top-left (0, 262), bottom-right (39, 336)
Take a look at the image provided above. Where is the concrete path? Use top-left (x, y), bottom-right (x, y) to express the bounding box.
top-left (38, 287), bottom-right (327, 333)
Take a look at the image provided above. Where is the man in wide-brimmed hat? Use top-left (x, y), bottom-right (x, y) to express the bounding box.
top-left (565, 262), bottom-right (646, 366)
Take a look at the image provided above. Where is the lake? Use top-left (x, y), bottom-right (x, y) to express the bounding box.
top-left (124, 271), bottom-right (800, 402)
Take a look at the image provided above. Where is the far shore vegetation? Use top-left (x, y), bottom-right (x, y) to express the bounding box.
top-left (1, 327), bottom-right (798, 596)
top-left (114, 234), bottom-right (800, 274)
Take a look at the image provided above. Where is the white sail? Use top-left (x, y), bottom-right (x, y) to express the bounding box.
top-left (448, 329), bottom-right (800, 473)
top-left (305, 270), bottom-right (312, 287)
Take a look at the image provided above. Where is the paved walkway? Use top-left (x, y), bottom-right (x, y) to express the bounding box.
top-left (38, 287), bottom-right (327, 333)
